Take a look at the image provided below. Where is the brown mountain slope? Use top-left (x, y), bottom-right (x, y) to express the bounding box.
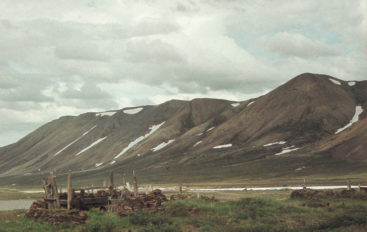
top-left (0, 73), bottom-right (366, 185)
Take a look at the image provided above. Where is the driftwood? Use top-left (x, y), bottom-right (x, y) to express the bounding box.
top-left (115, 189), bottom-right (167, 216)
top-left (26, 200), bottom-right (87, 225)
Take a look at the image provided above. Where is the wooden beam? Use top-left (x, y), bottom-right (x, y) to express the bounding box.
top-left (133, 170), bottom-right (138, 197)
top-left (67, 171), bottom-right (73, 210)
top-left (122, 172), bottom-right (126, 186)
top-left (109, 171), bottom-right (114, 188)
top-left (42, 178), bottom-right (48, 199)
top-left (347, 180), bottom-right (351, 191)
top-left (52, 170), bottom-right (60, 208)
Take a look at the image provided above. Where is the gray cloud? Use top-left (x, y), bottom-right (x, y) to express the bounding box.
top-left (61, 82), bottom-right (112, 100)
top-left (55, 42), bottom-right (111, 61)
top-left (265, 32), bottom-right (340, 58)
top-left (0, 0), bottom-right (366, 146)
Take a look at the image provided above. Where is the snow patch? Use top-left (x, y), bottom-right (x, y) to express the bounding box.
top-left (151, 139), bottom-right (175, 152)
top-left (193, 141), bottom-right (202, 147)
top-left (96, 111), bottom-right (116, 117)
top-left (206, 127), bottom-right (215, 132)
top-left (110, 160), bottom-right (116, 165)
top-left (114, 121), bottom-right (165, 159)
top-left (263, 141), bottom-right (286, 147)
top-left (123, 107), bottom-right (143, 114)
top-left (247, 101), bottom-right (255, 106)
top-left (197, 133), bottom-right (203, 136)
top-left (295, 166), bottom-right (306, 171)
top-left (54, 125), bottom-right (96, 156)
top-left (329, 78), bottom-right (341, 85)
top-left (75, 137), bottom-right (107, 156)
top-left (274, 146), bottom-right (299, 155)
top-left (95, 162), bottom-right (103, 167)
top-left (231, 103), bottom-right (240, 107)
top-left (213, 144), bottom-right (232, 149)
top-left (335, 106), bottom-right (363, 134)
top-left (348, 81), bottom-right (356, 86)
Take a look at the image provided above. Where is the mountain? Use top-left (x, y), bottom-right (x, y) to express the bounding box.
top-left (0, 73), bottom-right (366, 186)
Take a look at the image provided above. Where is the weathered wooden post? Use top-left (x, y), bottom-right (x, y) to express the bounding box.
top-left (347, 180), bottom-right (351, 191)
top-left (133, 170), bottom-right (138, 197)
top-left (109, 171), bottom-right (114, 188)
top-left (122, 173), bottom-right (126, 187)
top-left (42, 177), bottom-right (48, 199)
top-left (179, 183), bottom-right (183, 194)
top-left (51, 170), bottom-right (60, 208)
top-left (302, 178), bottom-right (307, 190)
top-left (67, 171), bottom-right (73, 210)
top-left (358, 183), bottom-right (361, 192)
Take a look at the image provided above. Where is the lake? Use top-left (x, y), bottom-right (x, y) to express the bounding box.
top-left (0, 200), bottom-right (34, 211)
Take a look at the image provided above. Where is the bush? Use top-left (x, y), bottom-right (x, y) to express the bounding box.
top-left (86, 210), bottom-right (128, 232)
top-left (319, 211), bottom-right (367, 229)
top-left (129, 211), bottom-right (172, 227)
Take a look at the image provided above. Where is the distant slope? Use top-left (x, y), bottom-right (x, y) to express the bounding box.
top-left (0, 73), bottom-right (366, 185)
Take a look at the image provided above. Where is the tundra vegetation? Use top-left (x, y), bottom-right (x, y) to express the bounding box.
top-left (0, 189), bottom-right (366, 232)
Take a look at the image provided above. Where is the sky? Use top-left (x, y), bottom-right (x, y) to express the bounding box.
top-left (0, 0), bottom-right (366, 147)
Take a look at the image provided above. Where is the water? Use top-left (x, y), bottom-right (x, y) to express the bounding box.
top-left (189, 185), bottom-right (364, 192)
top-left (0, 200), bottom-right (34, 211)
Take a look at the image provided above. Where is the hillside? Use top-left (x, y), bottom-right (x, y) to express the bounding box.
top-left (0, 73), bottom-right (366, 186)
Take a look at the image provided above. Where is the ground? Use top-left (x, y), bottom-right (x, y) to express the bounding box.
top-left (0, 189), bottom-right (366, 232)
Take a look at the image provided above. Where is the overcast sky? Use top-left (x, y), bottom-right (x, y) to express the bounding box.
top-left (0, 0), bottom-right (366, 146)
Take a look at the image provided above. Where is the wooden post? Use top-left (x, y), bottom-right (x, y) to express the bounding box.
top-left (358, 183), bottom-right (361, 192)
top-left (42, 178), bottom-right (48, 199)
top-left (133, 170), bottom-right (138, 197)
top-left (347, 180), bottom-right (351, 191)
top-left (179, 183), bottom-right (183, 194)
top-left (122, 173), bottom-right (126, 187)
top-left (109, 171), bottom-right (114, 188)
top-left (67, 171), bottom-right (73, 210)
top-left (50, 170), bottom-right (60, 208)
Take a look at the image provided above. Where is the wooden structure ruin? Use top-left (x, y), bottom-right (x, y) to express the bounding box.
top-left (42, 170), bottom-right (140, 211)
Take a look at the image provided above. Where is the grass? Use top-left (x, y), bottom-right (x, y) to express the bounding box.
top-left (0, 190), bottom-right (366, 232)
top-left (0, 188), bottom-right (43, 200)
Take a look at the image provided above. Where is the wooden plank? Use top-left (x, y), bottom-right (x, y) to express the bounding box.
top-left (42, 178), bottom-right (48, 198)
top-left (133, 170), bottom-right (138, 197)
top-left (122, 172), bottom-right (126, 186)
top-left (67, 171), bottom-right (73, 210)
top-left (52, 170), bottom-right (60, 208)
top-left (109, 171), bottom-right (114, 188)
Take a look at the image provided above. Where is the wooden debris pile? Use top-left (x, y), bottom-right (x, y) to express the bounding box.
top-left (26, 200), bottom-right (87, 225)
top-left (115, 189), bottom-right (167, 216)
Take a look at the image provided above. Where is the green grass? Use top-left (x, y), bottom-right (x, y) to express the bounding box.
top-left (0, 191), bottom-right (366, 232)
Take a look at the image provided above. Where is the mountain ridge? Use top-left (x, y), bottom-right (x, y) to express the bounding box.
top-left (0, 73), bottom-right (366, 185)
